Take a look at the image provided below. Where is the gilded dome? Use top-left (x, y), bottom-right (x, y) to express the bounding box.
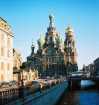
top-left (66, 25), bottom-right (73, 33)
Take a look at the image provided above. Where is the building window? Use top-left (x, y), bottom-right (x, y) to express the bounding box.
top-left (7, 49), bottom-right (11, 57)
top-left (1, 62), bottom-right (4, 70)
top-left (7, 63), bottom-right (10, 70)
top-left (1, 34), bottom-right (4, 44)
top-left (8, 49), bottom-right (12, 57)
top-left (1, 74), bottom-right (4, 81)
top-left (7, 49), bottom-right (9, 57)
top-left (7, 37), bottom-right (11, 48)
top-left (49, 58), bottom-right (51, 62)
top-left (1, 47), bottom-right (4, 56)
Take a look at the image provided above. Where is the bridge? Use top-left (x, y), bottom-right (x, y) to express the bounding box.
top-left (68, 76), bottom-right (99, 89)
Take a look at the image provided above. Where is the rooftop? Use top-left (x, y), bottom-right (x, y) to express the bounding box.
top-left (0, 17), bottom-right (8, 24)
top-left (0, 17), bottom-right (11, 28)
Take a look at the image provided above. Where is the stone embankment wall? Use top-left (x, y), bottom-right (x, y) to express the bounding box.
top-left (9, 81), bottom-right (68, 105)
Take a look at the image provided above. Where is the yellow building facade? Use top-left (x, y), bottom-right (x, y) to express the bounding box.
top-left (13, 48), bottom-right (22, 70)
top-left (0, 17), bottom-right (13, 81)
top-left (13, 48), bottom-right (22, 81)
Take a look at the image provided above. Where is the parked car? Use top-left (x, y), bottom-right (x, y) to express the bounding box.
top-left (26, 80), bottom-right (41, 93)
top-left (31, 80), bottom-right (41, 92)
top-left (0, 81), bottom-right (9, 88)
top-left (37, 79), bottom-right (47, 89)
top-left (9, 80), bottom-right (18, 87)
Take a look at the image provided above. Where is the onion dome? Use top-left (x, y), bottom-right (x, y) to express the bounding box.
top-left (65, 25), bottom-right (74, 36)
top-left (38, 34), bottom-right (45, 49)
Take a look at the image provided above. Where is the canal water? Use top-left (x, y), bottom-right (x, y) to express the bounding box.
top-left (57, 80), bottom-right (99, 105)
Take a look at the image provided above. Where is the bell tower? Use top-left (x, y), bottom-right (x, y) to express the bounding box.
top-left (64, 25), bottom-right (78, 72)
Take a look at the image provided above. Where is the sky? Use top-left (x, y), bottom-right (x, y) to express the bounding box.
top-left (0, 0), bottom-right (99, 69)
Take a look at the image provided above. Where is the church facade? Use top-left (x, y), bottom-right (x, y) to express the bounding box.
top-left (26, 15), bottom-right (78, 77)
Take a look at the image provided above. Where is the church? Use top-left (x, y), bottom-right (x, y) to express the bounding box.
top-left (25, 15), bottom-right (78, 78)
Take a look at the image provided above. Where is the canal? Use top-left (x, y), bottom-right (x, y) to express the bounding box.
top-left (57, 80), bottom-right (99, 105)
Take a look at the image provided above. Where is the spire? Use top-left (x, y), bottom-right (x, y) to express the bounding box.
top-left (31, 41), bottom-right (35, 55)
top-left (49, 14), bottom-right (54, 27)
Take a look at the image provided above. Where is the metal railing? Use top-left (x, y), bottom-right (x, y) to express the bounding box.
top-left (0, 87), bottom-right (19, 105)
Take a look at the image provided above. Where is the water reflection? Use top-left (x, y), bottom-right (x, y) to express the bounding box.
top-left (57, 80), bottom-right (99, 105)
top-left (81, 80), bottom-right (95, 88)
top-left (79, 91), bottom-right (99, 105)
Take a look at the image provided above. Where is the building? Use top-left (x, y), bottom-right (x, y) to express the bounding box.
top-left (94, 58), bottom-right (99, 75)
top-left (22, 69), bottom-right (38, 81)
top-left (13, 48), bottom-right (22, 81)
top-left (82, 64), bottom-right (95, 77)
top-left (25, 15), bottom-right (78, 77)
top-left (0, 17), bottom-right (13, 81)
top-left (81, 57), bottom-right (99, 77)
top-left (21, 61), bottom-right (39, 81)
